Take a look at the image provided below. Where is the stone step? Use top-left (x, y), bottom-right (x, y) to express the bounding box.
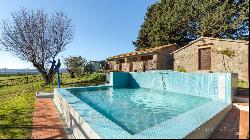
top-left (233, 95), bottom-right (249, 103)
top-left (233, 103), bottom-right (249, 112)
top-left (36, 92), bottom-right (54, 98)
top-left (237, 88), bottom-right (249, 96)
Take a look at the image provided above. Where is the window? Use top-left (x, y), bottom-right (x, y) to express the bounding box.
top-left (117, 59), bottom-right (125, 63)
top-left (141, 55), bottom-right (153, 61)
top-left (129, 57), bottom-right (137, 62)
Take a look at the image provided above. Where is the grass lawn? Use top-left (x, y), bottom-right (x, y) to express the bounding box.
top-left (0, 74), bottom-right (43, 87)
top-left (0, 72), bottom-right (106, 139)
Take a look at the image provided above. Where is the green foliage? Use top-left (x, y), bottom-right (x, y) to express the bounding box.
top-left (54, 77), bottom-right (63, 85)
top-left (0, 74), bottom-right (43, 87)
top-left (176, 66), bottom-right (187, 72)
top-left (133, 0), bottom-right (249, 50)
top-left (0, 73), bottom-right (106, 138)
top-left (100, 60), bottom-right (109, 72)
top-left (64, 56), bottom-right (87, 78)
top-left (0, 74), bottom-right (36, 77)
top-left (212, 47), bottom-right (236, 72)
top-left (0, 83), bottom-right (40, 139)
top-left (88, 72), bottom-right (106, 82)
top-left (84, 62), bottom-right (95, 74)
top-left (0, 94), bottom-right (35, 139)
top-left (238, 80), bottom-right (249, 89)
top-left (41, 73), bottom-right (106, 92)
top-left (213, 48), bottom-right (236, 58)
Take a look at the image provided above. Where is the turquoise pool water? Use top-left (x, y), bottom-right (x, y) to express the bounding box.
top-left (68, 87), bottom-right (212, 134)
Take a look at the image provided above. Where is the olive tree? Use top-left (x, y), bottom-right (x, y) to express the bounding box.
top-left (64, 56), bottom-right (87, 78)
top-left (0, 8), bottom-right (74, 85)
top-left (84, 62), bottom-right (94, 74)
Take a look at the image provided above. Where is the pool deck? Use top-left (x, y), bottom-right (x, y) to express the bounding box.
top-left (31, 98), bottom-right (68, 139)
top-left (209, 103), bottom-right (249, 139)
top-left (31, 98), bottom-right (248, 139)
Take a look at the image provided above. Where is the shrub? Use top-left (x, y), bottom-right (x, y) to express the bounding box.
top-left (238, 80), bottom-right (249, 89)
top-left (54, 78), bottom-right (64, 85)
top-left (177, 66), bottom-right (187, 72)
top-left (88, 72), bottom-right (106, 82)
top-left (176, 66), bottom-right (186, 72)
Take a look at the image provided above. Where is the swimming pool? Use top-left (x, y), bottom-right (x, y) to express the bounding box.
top-left (69, 87), bottom-right (212, 134)
top-left (54, 71), bottom-right (238, 139)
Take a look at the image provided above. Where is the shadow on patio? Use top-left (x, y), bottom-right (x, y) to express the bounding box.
top-left (31, 98), bottom-right (68, 139)
top-left (209, 103), bottom-right (249, 139)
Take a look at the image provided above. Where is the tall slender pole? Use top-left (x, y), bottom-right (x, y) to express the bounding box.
top-left (56, 65), bottom-right (60, 88)
top-left (50, 60), bottom-right (61, 88)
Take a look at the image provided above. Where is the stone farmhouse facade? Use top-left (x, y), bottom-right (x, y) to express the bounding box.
top-left (107, 44), bottom-right (178, 72)
top-left (171, 37), bottom-right (249, 81)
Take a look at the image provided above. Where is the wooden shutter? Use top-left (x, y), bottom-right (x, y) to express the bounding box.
top-left (198, 48), bottom-right (211, 70)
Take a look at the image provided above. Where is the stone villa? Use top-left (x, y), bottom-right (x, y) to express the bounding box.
top-left (106, 37), bottom-right (248, 81)
top-left (107, 44), bottom-right (178, 72)
top-left (172, 37), bottom-right (249, 81)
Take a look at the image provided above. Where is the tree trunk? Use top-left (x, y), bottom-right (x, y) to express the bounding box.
top-left (70, 72), bottom-right (75, 78)
top-left (67, 69), bottom-right (75, 78)
top-left (33, 59), bottom-right (60, 85)
top-left (44, 74), bottom-right (54, 85)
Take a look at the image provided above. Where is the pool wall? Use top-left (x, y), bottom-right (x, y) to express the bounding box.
top-left (109, 71), bottom-right (238, 104)
top-left (53, 86), bottom-right (113, 139)
top-left (184, 104), bottom-right (232, 139)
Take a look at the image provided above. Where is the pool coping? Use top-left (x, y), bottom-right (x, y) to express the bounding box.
top-left (53, 85), bottom-right (232, 139)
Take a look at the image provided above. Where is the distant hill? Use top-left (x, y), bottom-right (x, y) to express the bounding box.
top-left (0, 68), bottom-right (67, 75)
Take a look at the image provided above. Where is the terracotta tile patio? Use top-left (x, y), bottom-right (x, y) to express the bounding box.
top-left (209, 103), bottom-right (249, 139)
top-left (31, 98), bottom-right (68, 139)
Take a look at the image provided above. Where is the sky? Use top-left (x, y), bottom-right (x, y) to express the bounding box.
top-left (0, 0), bottom-right (158, 69)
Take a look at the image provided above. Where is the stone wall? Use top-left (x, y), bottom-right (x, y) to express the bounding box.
top-left (157, 46), bottom-right (178, 69)
top-left (108, 61), bottom-right (119, 71)
top-left (121, 62), bottom-right (129, 72)
top-left (132, 61), bottom-right (144, 72)
top-left (107, 44), bottom-right (178, 72)
top-left (131, 54), bottom-right (158, 72)
top-left (173, 38), bottom-right (249, 81)
top-left (147, 60), bottom-right (157, 70)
